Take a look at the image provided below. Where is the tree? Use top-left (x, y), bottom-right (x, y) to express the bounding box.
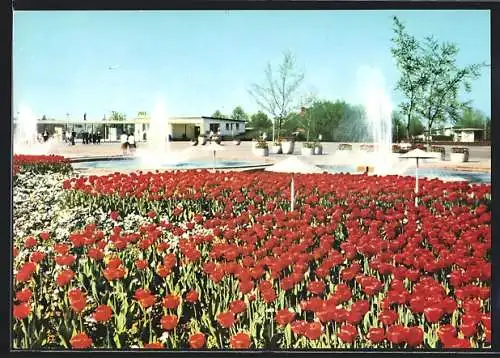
top-left (290, 100), bottom-right (345, 141)
top-left (248, 111), bottom-right (272, 133)
top-left (391, 16), bottom-right (425, 141)
top-left (455, 107), bottom-right (490, 141)
top-left (231, 106), bottom-right (249, 122)
top-left (109, 111), bottom-right (126, 121)
top-left (248, 51), bottom-right (305, 141)
top-left (335, 104), bottom-right (369, 142)
top-left (211, 110), bottom-right (227, 119)
top-left (391, 16), bottom-right (486, 142)
top-left (409, 116), bottom-right (425, 137)
top-left (455, 107), bottom-right (488, 128)
top-left (416, 36), bottom-right (484, 138)
top-left (392, 110), bottom-right (406, 142)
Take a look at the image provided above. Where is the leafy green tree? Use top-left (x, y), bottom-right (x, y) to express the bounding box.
top-left (391, 16), bottom-right (486, 141)
top-left (455, 107), bottom-right (488, 128)
top-left (455, 107), bottom-right (489, 141)
top-left (231, 106), bottom-right (249, 122)
top-left (211, 110), bottom-right (227, 119)
top-left (392, 110), bottom-right (407, 142)
top-left (248, 111), bottom-right (272, 133)
top-left (409, 116), bottom-right (425, 137)
top-left (391, 16), bottom-right (425, 140)
top-left (416, 37), bottom-right (484, 137)
top-left (335, 104), bottom-right (369, 142)
top-left (296, 100), bottom-right (345, 141)
top-left (248, 51), bottom-right (305, 141)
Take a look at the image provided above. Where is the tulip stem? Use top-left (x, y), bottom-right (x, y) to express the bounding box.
top-left (149, 310), bottom-right (153, 343)
top-left (22, 319), bottom-right (29, 348)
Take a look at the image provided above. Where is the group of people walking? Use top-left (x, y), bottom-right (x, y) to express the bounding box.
top-left (120, 132), bottom-right (136, 155)
top-left (81, 131), bottom-right (101, 144)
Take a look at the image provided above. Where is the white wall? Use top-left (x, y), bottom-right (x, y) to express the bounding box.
top-left (460, 131), bottom-right (475, 143)
top-left (202, 119), bottom-right (245, 136)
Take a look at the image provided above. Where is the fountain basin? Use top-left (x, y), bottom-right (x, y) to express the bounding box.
top-left (319, 165), bottom-right (490, 183)
top-left (72, 157), bottom-right (272, 171)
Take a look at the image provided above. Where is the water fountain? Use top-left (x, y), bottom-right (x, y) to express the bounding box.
top-left (136, 99), bottom-right (181, 166)
top-left (328, 66), bottom-right (413, 175)
top-left (13, 104), bottom-right (54, 155)
top-left (360, 66), bottom-right (394, 174)
top-left (136, 99), bottom-right (211, 167)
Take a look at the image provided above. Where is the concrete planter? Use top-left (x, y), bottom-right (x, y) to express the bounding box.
top-left (233, 139), bottom-right (241, 145)
top-left (314, 146), bottom-right (323, 155)
top-left (301, 146), bottom-right (314, 156)
top-left (281, 140), bottom-right (295, 154)
top-left (270, 144), bottom-right (282, 154)
top-left (198, 136), bottom-right (207, 145)
top-left (450, 152), bottom-right (469, 163)
top-left (254, 147), bottom-right (269, 157)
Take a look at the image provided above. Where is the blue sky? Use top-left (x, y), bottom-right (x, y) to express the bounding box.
top-left (13, 10), bottom-right (491, 120)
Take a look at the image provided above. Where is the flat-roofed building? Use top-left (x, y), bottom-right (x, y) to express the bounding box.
top-left (12, 115), bottom-right (246, 142)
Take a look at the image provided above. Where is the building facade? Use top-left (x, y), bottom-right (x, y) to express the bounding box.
top-left (13, 115), bottom-right (246, 142)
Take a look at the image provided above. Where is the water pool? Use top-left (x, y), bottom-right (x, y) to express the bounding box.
top-left (72, 158), bottom-right (269, 170)
top-left (318, 165), bottom-right (490, 183)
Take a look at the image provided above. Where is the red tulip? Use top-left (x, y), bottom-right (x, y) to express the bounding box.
top-left (229, 300), bottom-right (247, 314)
top-left (144, 342), bottom-right (163, 349)
top-left (406, 326), bottom-right (424, 347)
top-left (423, 306), bottom-right (444, 323)
top-left (162, 294), bottom-right (181, 310)
top-left (186, 290), bottom-right (199, 303)
top-left (15, 288), bottom-right (32, 302)
top-left (230, 332), bottom-right (251, 349)
top-left (217, 311), bottom-right (236, 328)
top-left (460, 322), bottom-right (477, 338)
top-left (93, 305), bottom-right (113, 322)
top-left (367, 327), bottom-right (385, 344)
top-left (307, 280), bottom-right (326, 295)
top-left (291, 320), bottom-right (307, 336)
top-left (68, 288), bottom-right (87, 313)
top-left (189, 333), bottom-right (206, 349)
top-left (304, 322), bottom-right (323, 341)
top-left (56, 269), bottom-right (75, 286)
top-left (338, 324), bottom-right (358, 344)
top-left (13, 302), bottom-right (31, 320)
top-left (70, 332), bottom-right (93, 349)
top-left (378, 309), bottom-right (398, 326)
top-left (386, 325), bottom-right (408, 345)
top-left (160, 314), bottom-right (178, 330)
top-left (275, 309), bottom-right (296, 327)
top-left (135, 259), bottom-right (148, 270)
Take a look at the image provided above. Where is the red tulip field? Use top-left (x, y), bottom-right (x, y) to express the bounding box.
top-left (12, 156), bottom-right (491, 350)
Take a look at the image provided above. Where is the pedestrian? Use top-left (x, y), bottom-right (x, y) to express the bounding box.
top-left (127, 132), bottom-right (136, 154)
top-left (97, 131), bottom-right (101, 144)
top-left (120, 132), bottom-right (129, 155)
top-left (43, 130), bottom-right (49, 142)
top-left (71, 131), bottom-right (76, 145)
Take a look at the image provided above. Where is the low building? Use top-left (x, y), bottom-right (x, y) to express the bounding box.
top-left (431, 126), bottom-right (485, 143)
top-left (13, 115), bottom-right (246, 142)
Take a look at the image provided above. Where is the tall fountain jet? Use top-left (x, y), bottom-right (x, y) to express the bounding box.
top-left (357, 66), bottom-right (398, 175)
top-left (13, 104), bottom-right (51, 155)
top-left (147, 99), bottom-right (172, 158)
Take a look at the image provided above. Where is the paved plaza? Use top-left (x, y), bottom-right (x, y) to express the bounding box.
top-left (41, 140), bottom-right (491, 176)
